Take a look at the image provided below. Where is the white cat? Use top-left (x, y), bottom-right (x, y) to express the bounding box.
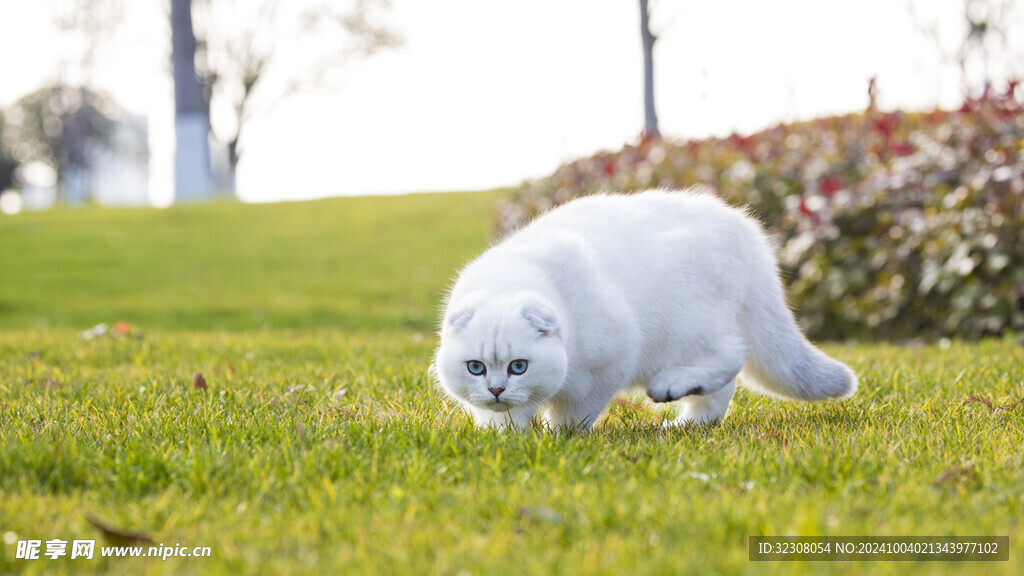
top-left (434, 189), bottom-right (857, 430)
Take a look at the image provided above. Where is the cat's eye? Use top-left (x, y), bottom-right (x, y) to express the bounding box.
top-left (508, 359), bottom-right (528, 375)
top-left (466, 361), bottom-right (486, 376)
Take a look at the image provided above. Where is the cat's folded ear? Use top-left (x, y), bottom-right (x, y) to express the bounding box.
top-left (447, 309), bottom-right (474, 332)
top-left (522, 306), bottom-right (559, 338)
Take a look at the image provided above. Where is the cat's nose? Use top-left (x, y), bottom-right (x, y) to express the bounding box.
top-left (487, 386), bottom-right (505, 398)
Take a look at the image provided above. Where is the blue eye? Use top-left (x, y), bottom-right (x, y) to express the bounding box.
top-left (508, 359), bottom-right (528, 375)
top-left (467, 361), bottom-right (486, 376)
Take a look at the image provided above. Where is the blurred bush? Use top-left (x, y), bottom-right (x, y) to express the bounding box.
top-left (498, 86), bottom-right (1023, 341)
top-left (1, 84), bottom-right (119, 202)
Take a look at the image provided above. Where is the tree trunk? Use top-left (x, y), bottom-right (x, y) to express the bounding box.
top-left (171, 0), bottom-right (214, 202)
top-left (225, 136), bottom-right (239, 194)
top-left (639, 0), bottom-right (660, 140)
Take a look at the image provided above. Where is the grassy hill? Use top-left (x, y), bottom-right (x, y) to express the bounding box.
top-left (1, 191), bottom-right (1022, 575)
top-left (0, 191), bottom-right (499, 331)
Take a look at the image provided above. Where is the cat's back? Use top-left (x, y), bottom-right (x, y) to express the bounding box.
top-left (487, 189), bottom-right (766, 300)
top-left (509, 188), bottom-right (749, 252)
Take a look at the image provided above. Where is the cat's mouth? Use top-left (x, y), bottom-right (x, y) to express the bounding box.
top-left (468, 390), bottom-right (522, 412)
top-left (488, 399), bottom-right (512, 412)
top-left (473, 394), bottom-right (515, 412)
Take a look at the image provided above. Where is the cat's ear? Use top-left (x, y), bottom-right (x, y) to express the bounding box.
top-left (447, 309), bottom-right (474, 332)
top-left (522, 306), bottom-right (559, 338)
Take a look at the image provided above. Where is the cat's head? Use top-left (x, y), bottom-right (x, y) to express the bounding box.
top-left (435, 296), bottom-right (568, 414)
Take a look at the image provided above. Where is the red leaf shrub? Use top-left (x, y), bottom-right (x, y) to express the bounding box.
top-left (498, 88), bottom-right (1024, 340)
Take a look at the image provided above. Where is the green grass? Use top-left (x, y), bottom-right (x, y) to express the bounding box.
top-left (0, 192), bottom-right (498, 331)
top-left (1, 192), bottom-right (1023, 575)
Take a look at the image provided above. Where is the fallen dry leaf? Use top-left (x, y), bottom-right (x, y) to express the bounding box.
top-left (757, 430), bottom-right (787, 445)
top-left (962, 395), bottom-right (1024, 413)
top-left (932, 460), bottom-right (978, 487)
top-left (997, 397), bottom-right (1024, 412)
top-left (87, 515), bottom-right (154, 547)
top-left (962, 395), bottom-right (995, 411)
top-left (112, 321), bottom-right (132, 337)
top-left (193, 372), bottom-right (208, 392)
top-left (611, 398), bottom-right (646, 410)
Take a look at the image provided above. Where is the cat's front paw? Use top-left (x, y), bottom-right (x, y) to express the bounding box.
top-left (468, 405), bottom-right (535, 430)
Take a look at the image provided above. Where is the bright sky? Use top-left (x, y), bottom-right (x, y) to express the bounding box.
top-left (1, 0), bottom-right (1019, 205)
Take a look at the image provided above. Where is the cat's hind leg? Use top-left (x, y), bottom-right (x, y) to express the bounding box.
top-left (645, 331), bottom-right (746, 403)
top-left (646, 328), bottom-right (745, 426)
top-left (666, 377), bottom-right (736, 427)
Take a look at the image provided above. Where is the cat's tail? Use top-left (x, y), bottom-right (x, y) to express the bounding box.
top-left (738, 258), bottom-right (857, 401)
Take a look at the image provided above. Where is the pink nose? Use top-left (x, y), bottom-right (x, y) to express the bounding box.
top-left (487, 387), bottom-right (504, 398)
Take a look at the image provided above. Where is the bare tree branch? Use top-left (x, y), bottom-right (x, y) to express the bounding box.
top-left (190, 0), bottom-right (402, 188)
top-left (904, 0), bottom-right (1023, 99)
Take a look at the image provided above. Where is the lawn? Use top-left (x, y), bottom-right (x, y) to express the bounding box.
top-left (1, 191), bottom-right (1022, 575)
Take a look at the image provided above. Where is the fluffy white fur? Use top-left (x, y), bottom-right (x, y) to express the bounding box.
top-left (434, 189), bottom-right (857, 430)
